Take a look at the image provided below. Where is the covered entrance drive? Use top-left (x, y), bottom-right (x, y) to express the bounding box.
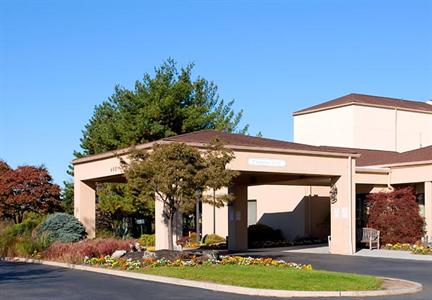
top-left (73, 131), bottom-right (359, 255)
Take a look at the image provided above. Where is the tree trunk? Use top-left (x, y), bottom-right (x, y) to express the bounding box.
top-left (167, 214), bottom-right (174, 250)
top-left (213, 189), bottom-right (216, 234)
top-left (196, 200), bottom-right (200, 242)
top-left (15, 212), bottom-right (23, 224)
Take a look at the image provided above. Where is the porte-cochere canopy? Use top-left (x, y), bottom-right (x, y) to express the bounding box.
top-left (73, 130), bottom-right (432, 255)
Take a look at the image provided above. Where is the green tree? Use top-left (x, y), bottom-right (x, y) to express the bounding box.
top-left (97, 183), bottom-right (154, 236)
top-left (201, 140), bottom-right (239, 233)
top-left (123, 143), bottom-right (206, 250)
top-left (78, 58), bottom-right (248, 156)
top-left (61, 180), bottom-right (74, 214)
top-left (65, 59), bottom-right (248, 230)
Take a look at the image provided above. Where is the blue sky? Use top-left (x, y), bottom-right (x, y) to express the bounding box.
top-left (0, 0), bottom-right (431, 185)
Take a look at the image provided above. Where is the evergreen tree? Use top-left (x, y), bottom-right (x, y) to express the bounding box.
top-left (65, 59), bottom-right (248, 233)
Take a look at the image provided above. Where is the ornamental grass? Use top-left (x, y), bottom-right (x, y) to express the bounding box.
top-left (43, 238), bottom-right (135, 264)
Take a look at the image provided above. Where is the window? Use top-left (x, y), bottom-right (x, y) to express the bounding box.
top-left (247, 200), bottom-right (257, 226)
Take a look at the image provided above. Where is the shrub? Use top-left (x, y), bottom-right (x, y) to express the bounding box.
top-left (138, 234), bottom-right (155, 247)
top-left (14, 234), bottom-right (51, 257)
top-left (36, 213), bottom-right (87, 243)
top-left (366, 187), bottom-right (424, 244)
top-left (0, 232), bottom-right (18, 257)
top-left (202, 234), bottom-right (225, 245)
top-left (189, 232), bottom-right (198, 241)
top-left (0, 215), bottom-right (49, 257)
top-left (43, 238), bottom-right (134, 263)
top-left (96, 229), bottom-right (116, 239)
top-left (248, 223), bottom-right (282, 244)
top-left (176, 235), bottom-right (200, 249)
top-left (176, 236), bottom-right (190, 247)
top-left (4, 217), bottom-right (43, 237)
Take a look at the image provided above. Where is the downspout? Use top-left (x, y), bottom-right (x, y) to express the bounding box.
top-left (394, 108), bottom-right (398, 151)
top-left (348, 156), bottom-right (354, 254)
top-left (387, 168), bottom-right (394, 191)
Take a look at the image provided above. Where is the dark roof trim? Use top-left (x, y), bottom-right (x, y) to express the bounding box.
top-left (294, 93), bottom-right (432, 116)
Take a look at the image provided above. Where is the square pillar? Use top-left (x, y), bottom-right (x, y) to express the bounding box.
top-left (425, 181), bottom-right (432, 239)
top-left (228, 184), bottom-right (248, 251)
top-left (329, 158), bottom-right (356, 255)
top-left (74, 180), bottom-right (96, 238)
top-left (155, 194), bottom-right (182, 250)
top-left (201, 187), bottom-right (229, 238)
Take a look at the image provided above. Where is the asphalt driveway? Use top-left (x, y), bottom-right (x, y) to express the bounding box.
top-left (0, 252), bottom-right (431, 300)
top-left (0, 260), bottom-right (258, 300)
top-left (239, 249), bottom-right (432, 300)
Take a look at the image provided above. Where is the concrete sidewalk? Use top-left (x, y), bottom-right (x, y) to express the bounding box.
top-left (355, 249), bottom-right (432, 261)
top-left (280, 245), bottom-right (432, 261)
top-left (282, 245), bottom-right (330, 254)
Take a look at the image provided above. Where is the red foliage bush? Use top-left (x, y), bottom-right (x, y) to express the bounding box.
top-left (0, 162), bottom-right (61, 223)
top-left (43, 238), bottom-right (135, 264)
top-left (366, 187), bottom-right (424, 244)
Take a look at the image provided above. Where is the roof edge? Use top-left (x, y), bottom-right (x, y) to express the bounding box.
top-left (72, 141), bottom-right (359, 166)
top-left (293, 102), bottom-right (432, 116)
top-left (366, 159), bottom-right (432, 169)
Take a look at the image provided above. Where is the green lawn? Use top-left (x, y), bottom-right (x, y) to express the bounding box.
top-left (136, 265), bottom-right (382, 291)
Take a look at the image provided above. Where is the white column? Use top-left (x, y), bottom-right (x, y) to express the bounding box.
top-left (74, 180), bottom-right (96, 238)
top-left (425, 181), bottom-right (432, 239)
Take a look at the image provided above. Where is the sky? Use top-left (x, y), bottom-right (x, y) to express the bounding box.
top-left (0, 0), bottom-right (431, 186)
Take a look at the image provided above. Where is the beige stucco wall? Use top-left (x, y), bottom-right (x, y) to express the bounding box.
top-left (390, 164), bottom-right (432, 184)
top-left (228, 150), bottom-right (350, 176)
top-left (201, 188), bottom-right (229, 238)
top-left (352, 106), bottom-right (397, 151)
top-left (248, 185), bottom-right (330, 240)
top-left (74, 156), bottom-right (125, 181)
top-left (294, 105), bottom-right (432, 151)
top-left (355, 169), bottom-right (389, 185)
top-left (396, 110), bottom-right (432, 152)
top-left (294, 106), bottom-right (355, 147)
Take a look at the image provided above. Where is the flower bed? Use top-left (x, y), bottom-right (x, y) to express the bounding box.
top-left (385, 243), bottom-right (432, 255)
top-left (83, 255), bottom-right (313, 271)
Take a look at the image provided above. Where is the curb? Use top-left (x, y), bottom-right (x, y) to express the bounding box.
top-left (2, 257), bottom-right (423, 298)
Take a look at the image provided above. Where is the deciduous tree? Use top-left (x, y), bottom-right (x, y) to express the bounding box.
top-left (366, 187), bottom-right (424, 244)
top-left (0, 162), bottom-right (61, 223)
top-left (123, 143), bottom-right (206, 250)
top-left (201, 139), bottom-right (239, 233)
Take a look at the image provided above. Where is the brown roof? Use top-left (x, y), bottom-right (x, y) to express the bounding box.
top-left (318, 147), bottom-right (400, 167)
top-left (360, 145), bottom-right (432, 167)
top-left (164, 131), bottom-right (432, 166)
top-left (162, 130), bottom-right (358, 155)
top-left (73, 130), bottom-right (432, 167)
top-left (294, 93), bottom-right (432, 115)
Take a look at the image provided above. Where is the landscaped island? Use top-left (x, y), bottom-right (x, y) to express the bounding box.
top-left (137, 265), bottom-right (381, 291)
top-left (82, 253), bottom-right (382, 292)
